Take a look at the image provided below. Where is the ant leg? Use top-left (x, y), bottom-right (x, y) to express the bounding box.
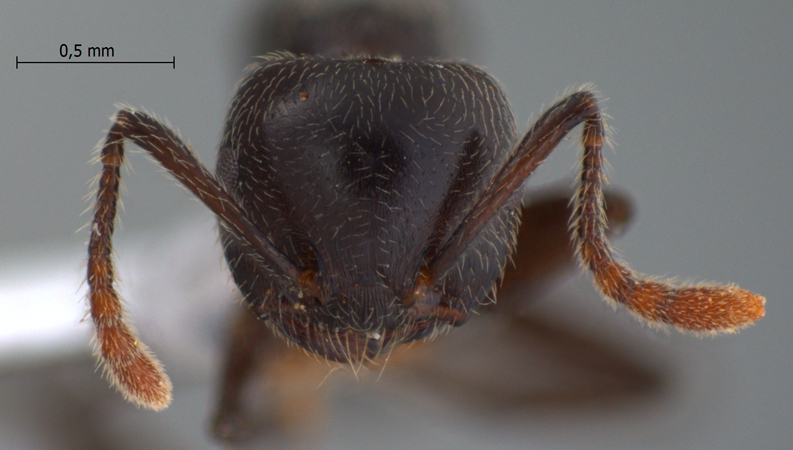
top-left (387, 313), bottom-right (664, 409)
top-left (495, 189), bottom-right (633, 314)
top-left (87, 108), bottom-right (301, 410)
top-left (212, 308), bottom-right (268, 442)
top-left (212, 307), bottom-right (327, 444)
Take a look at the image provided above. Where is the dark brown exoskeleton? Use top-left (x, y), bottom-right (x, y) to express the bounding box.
top-left (85, 1), bottom-right (765, 440)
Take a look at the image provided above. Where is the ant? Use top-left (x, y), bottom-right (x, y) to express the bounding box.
top-left (85, 1), bottom-right (764, 441)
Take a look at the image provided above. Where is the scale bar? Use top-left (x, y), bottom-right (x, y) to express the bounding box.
top-left (16, 56), bottom-right (175, 69)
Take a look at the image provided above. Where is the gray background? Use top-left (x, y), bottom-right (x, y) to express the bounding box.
top-left (1, 0), bottom-right (791, 449)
